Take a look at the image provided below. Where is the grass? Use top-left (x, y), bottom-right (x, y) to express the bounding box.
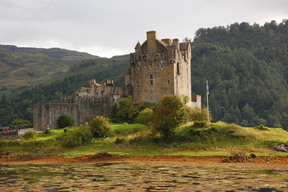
top-left (111, 123), bottom-right (149, 135)
top-left (1, 122), bottom-right (288, 158)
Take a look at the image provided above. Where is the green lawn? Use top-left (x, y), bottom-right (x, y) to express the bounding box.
top-left (1, 122), bottom-right (288, 158)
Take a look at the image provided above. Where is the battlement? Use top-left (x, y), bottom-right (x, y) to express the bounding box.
top-left (75, 79), bottom-right (131, 97)
top-left (130, 32), bottom-right (190, 66)
top-left (126, 31), bottom-right (196, 106)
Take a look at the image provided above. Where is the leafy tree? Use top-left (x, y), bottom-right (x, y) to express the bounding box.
top-left (116, 96), bottom-right (138, 122)
top-left (60, 126), bottom-right (92, 147)
top-left (135, 108), bottom-right (153, 125)
top-left (21, 131), bottom-right (37, 140)
top-left (186, 107), bottom-right (211, 122)
top-left (57, 115), bottom-right (75, 128)
top-left (88, 116), bottom-right (112, 138)
top-left (151, 95), bottom-right (187, 140)
top-left (11, 118), bottom-right (30, 126)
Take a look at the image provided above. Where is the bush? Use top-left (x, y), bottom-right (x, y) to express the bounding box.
top-left (115, 138), bottom-right (126, 144)
top-left (88, 116), bottom-right (112, 138)
top-left (45, 129), bottom-right (52, 134)
top-left (11, 118), bottom-right (30, 126)
top-left (255, 124), bottom-right (269, 131)
top-left (192, 121), bottom-right (208, 128)
top-left (60, 126), bottom-right (92, 148)
top-left (21, 131), bottom-right (37, 140)
top-left (57, 115), bottom-right (75, 128)
top-left (116, 96), bottom-right (138, 122)
top-left (135, 108), bottom-right (153, 125)
top-left (151, 95), bottom-right (187, 140)
top-left (186, 107), bottom-right (212, 122)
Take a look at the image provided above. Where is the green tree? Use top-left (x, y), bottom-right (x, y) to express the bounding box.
top-left (11, 118), bottom-right (31, 126)
top-left (186, 107), bottom-right (211, 122)
top-left (135, 108), bottom-right (153, 125)
top-left (88, 116), bottom-right (112, 138)
top-left (60, 126), bottom-right (93, 147)
top-left (151, 95), bottom-right (187, 140)
top-left (116, 96), bottom-right (138, 122)
top-left (57, 115), bottom-right (75, 128)
top-left (21, 130), bottom-right (37, 140)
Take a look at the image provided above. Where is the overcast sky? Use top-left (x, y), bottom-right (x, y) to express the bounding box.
top-left (1, 0), bottom-right (287, 57)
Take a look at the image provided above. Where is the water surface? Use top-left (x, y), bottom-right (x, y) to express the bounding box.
top-left (0, 162), bottom-right (287, 191)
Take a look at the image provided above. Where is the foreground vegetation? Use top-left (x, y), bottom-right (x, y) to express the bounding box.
top-left (1, 121), bottom-right (288, 158)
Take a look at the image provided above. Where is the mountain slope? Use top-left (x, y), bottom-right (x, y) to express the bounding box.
top-left (192, 19), bottom-right (288, 129)
top-left (0, 45), bottom-right (98, 89)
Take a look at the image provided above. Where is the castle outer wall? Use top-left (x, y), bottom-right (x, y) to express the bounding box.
top-left (33, 96), bottom-right (121, 131)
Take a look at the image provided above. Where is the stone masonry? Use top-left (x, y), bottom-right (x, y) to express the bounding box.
top-left (126, 31), bottom-right (200, 107)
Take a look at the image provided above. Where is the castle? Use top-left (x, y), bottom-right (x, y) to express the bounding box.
top-left (33, 31), bottom-right (201, 130)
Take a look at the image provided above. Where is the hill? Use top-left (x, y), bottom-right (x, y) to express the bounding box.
top-left (0, 44), bottom-right (98, 89)
top-left (191, 19), bottom-right (288, 129)
top-left (0, 55), bottom-right (130, 126)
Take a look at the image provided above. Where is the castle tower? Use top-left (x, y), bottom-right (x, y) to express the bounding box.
top-left (126, 31), bottom-right (195, 106)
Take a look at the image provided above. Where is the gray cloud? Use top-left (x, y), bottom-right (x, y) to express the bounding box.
top-left (0, 0), bottom-right (287, 57)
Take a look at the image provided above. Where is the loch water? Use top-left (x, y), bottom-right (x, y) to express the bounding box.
top-left (0, 162), bottom-right (287, 191)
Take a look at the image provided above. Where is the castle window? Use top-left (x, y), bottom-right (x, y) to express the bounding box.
top-left (150, 74), bottom-right (154, 86)
top-left (177, 63), bottom-right (180, 75)
top-left (168, 80), bottom-right (170, 85)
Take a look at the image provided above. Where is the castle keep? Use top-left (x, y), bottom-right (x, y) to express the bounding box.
top-left (33, 31), bottom-right (201, 130)
top-left (126, 31), bottom-right (200, 107)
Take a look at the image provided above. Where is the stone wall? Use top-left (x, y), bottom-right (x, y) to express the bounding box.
top-left (33, 95), bottom-right (121, 131)
top-left (126, 31), bottom-right (196, 106)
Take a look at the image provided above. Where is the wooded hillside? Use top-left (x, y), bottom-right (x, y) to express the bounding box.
top-left (192, 19), bottom-right (288, 129)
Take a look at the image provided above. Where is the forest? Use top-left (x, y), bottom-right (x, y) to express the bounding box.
top-left (0, 19), bottom-right (287, 129)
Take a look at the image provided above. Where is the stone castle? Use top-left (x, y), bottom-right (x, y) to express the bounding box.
top-left (33, 31), bottom-right (201, 130)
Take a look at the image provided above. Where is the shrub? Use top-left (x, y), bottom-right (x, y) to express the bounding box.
top-left (135, 108), bottom-right (153, 125)
top-left (151, 95), bottom-right (187, 140)
top-left (192, 121), bottom-right (208, 128)
top-left (186, 107), bottom-right (212, 122)
top-left (21, 131), bottom-right (37, 140)
top-left (57, 115), bottom-right (75, 128)
top-left (255, 124), bottom-right (269, 131)
top-left (116, 96), bottom-right (138, 122)
top-left (45, 129), bottom-right (52, 134)
top-left (88, 116), bottom-right (112, 138)
top-left (60, 126), bottom-right (92, 148)
top-left (11, 118), bottom-right (30, 126)
top-left (115, 138), bottom-right (126, 144)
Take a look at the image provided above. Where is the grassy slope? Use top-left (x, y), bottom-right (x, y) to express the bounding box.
top-left (1, 122), bottom-right (288, 158)
top-left (0, 45), bottom-right (98, 89)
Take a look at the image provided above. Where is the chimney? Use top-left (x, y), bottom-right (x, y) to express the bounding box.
top-left (172, 38), bottom-right (179, 49)
top-left (147, 31), bottom-right (157, 54)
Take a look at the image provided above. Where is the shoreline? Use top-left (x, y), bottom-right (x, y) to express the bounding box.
top-left (1, 154), bottom-right (287, 166)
